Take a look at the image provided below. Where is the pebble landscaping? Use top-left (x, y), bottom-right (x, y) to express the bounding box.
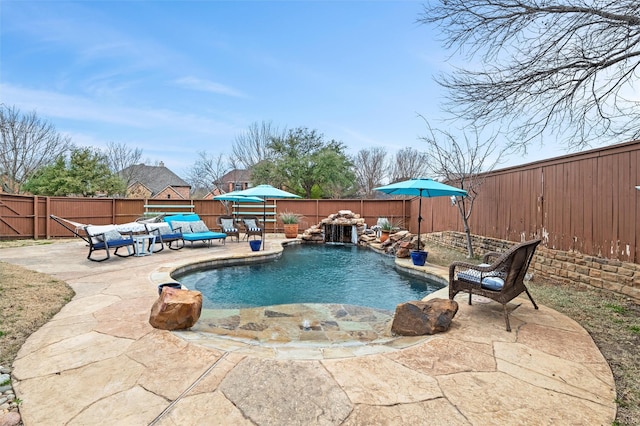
top-left (0, 365), bottom-right (21, 426)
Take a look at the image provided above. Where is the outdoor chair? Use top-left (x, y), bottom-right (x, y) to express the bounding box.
top-left (448, 239), bottom-right (542, 331)
top-left (144, 222), bottom-right (184, 252)
top-left (84, 225), bottom-right (136, 262)
top-left (217, 215), bottom-right (240, 242)
top-left (241, 216), bottom-right (264, 240)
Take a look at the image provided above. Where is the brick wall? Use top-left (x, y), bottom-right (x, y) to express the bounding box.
top-left (426, 231), bottom-right (640, 303)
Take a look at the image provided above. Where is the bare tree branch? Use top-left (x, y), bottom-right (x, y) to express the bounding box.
top-left (418, 0), bottom-right (640, 152)
top-left (186, 151), bottom-right (231, 197)
top-left (389, 147), bottom-right (430, 183)
top-left (0, 105), bottom-right (73, 193)
top-left (104, 141), bottom-right (143, 188)
top-left (353, 147), bottom-right (388, 198)
top-left (231, 121), bottom-right (285, 169)
top-left (418, 115), bottom-right (506, 257)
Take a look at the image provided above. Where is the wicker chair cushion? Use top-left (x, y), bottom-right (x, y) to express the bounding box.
top-left (220, 219), bottom-right (237, 232)
top-left (457, 263), bottom-right (504, 291)
top-left (244, 219), bottom-right (258, 229)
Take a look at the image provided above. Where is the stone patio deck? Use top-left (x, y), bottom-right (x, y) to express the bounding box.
top-left (1, 238), bottom-right (616, 425)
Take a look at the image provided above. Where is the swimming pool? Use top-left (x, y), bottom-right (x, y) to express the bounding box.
top-left (177, 244), bottom-right (445, 311)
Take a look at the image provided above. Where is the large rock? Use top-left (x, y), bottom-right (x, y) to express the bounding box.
top-left (391, 298), bottom-right (459, 336)
top-left (395, 241), bottom-right (416, 258)
top-left (149, 287), bottom-right (202, 330)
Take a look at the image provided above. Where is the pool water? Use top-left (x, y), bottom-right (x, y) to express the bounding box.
top-left (178, 244), bottom-right (445, 311)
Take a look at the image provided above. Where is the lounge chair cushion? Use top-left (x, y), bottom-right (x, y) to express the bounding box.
top-left (146, 223), bottom-right (175, 235)
top-left (190, 220), bottom-right (210, 233)
top-left (171, 221), bottom-right (193, 234)
top-left (86, 225), bottom-right (124, 243)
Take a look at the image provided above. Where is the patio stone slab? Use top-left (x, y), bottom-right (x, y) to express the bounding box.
top-left (13, 331), bottom-right (134, 380)
top-left (13, 355), bottom-right (146, 425)
top-left (156, 391), bottom-right (252, 426)
top-left (438, 371), bottom-right (614, 425)
top-left (322, 355), bottom-right (442, 405)
top-left (219, 357), bottom-right (352, 425)
top-left (342, 399), bottom-right (470, 426)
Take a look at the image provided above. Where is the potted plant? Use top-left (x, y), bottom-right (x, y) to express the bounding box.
top-left (378, 218), bottom-right (402, 243)
top-left (279, 212), bottom-right (301, 238)
top-left (379, 220), bottom-right (393, 243)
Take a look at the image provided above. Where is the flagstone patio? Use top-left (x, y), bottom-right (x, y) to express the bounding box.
top-left (1, 238), bottom-right (616, 425)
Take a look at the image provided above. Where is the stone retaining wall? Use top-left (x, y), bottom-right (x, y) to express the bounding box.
top-left (426, 231), bottom-right (640, 303)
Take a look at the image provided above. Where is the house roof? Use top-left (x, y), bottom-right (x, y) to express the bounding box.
top-left (220, 169), bottom-right (251, 183)
top-left (121, 163), bottom-right (190, 197)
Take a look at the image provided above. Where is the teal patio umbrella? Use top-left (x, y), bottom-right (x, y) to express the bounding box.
top-left (213, 193), bottom-right (264, 220)
top-left (374, 178), bottom-right (467, 252)
top-left (225, 185), bottom-right (301, 249)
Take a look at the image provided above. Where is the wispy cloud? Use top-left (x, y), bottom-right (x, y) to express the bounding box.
top-left (1, 83), bottom-right (242, 135)
top-left (175, 76), bottom-right (247, 98)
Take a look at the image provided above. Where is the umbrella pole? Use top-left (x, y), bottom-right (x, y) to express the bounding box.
top-left (262, 200), bottom-right (266, 250)
top-left (417, 191), bottom-right (422, 251)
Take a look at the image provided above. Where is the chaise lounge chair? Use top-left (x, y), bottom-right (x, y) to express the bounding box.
top-left (84, 225), bottom-right (136, 262)
top-left (164, 214), bottom-right (227, 247)
top-left (217, 215), bottom-right (240, 242)
top-left (448, 239), bottom-right (542, 331)
top-left (240, 216), bottom-right (264, 240)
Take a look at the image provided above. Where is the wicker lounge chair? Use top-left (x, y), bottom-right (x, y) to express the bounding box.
top-left (240, 216), bottom-right (264, 240)
top-left (449, 239), bottom-right (541, 331)
top-left (217, 215), bottom-right (240, 242)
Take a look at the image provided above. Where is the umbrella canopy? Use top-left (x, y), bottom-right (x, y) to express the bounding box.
top-left (212, 194), bottom-right (264, 203)
top-left (374, 178), bottom-right (467, 251)
top-left (213, 193), bottom-right (265, 219)
top-left (226, 185), bottom-right (301, 249)
top-left (230, 184), bottom-right (302, 199)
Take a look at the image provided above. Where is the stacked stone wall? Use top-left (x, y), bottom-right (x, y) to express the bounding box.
top-left (426, 231), bottom-right (640, 303)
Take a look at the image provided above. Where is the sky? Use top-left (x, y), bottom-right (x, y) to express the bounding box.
top-left (1, 0), bottom-right (586, 177)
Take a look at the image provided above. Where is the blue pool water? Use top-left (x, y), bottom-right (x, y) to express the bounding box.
top-left (178, 244), bottom-right (445, 311)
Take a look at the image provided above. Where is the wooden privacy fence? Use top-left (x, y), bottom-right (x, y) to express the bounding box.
top-left (1, 140), bottom-right (639, 263)
top-left (414, 140), bottom-right (640, 263)
top-left (0, 194), bottom-right (412, 240)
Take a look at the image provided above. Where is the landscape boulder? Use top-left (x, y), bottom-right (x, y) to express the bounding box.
top-left (149, 287), bottom-right (202, 330)
top-left (391, 298), bottom-right (459, 336)
top-left (395, 241), bottom-right (415, 258)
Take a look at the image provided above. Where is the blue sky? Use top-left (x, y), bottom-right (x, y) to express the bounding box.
top-left (2, 0), bottom-right (573, 176)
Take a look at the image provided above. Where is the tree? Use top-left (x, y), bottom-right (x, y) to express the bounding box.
top-left (22, 147), bottom-right (125, 196)
top-left (418, 118), bottom-right (504, 258)
top-left (186, 151), bottom-right (231, 197)
top-left (353, 147), bottom-right (388, 198)
top-left (104, 141), bottom-right (142, 188)
top-left (418, 1), bottom-right (640, 152)
top-left (0, 105), bottom-right (73, 193)
top-left (388, 147), bottom-right (430, 183)
top-left (251, 127), bottom-right (355, 198)
top-left (231, 121), bottom-right (284, 169)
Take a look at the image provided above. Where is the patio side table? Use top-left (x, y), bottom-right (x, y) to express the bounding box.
top-left (133, 234), bottom-right (156, 256)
